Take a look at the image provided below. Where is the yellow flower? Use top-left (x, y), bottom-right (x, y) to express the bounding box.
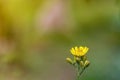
top-left (70, 46), bottom-right (89, 57)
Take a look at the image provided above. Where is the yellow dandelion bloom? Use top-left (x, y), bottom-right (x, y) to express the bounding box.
top-left (70, 46), bottom-right (89, 57)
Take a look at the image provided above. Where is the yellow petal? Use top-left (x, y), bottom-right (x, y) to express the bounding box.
top-left (75, 46), bottom-right (78, 51)
top-left (83, 47), bottom-right (89, 53)
top-left (80, 52), bottom-right (85, 56)
top-left (79, 46), bottom-right (83, 50)
top-left (70, 50), bottom-right (75, 55)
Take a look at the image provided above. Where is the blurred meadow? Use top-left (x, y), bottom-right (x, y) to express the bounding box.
top-left (0, 0), bottom-right (120, 80)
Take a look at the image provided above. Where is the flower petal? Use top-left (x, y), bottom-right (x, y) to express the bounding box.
top-left (75, 46), bottom-right (78, 51)
top-left (79, 46), bottom-right (83, 50)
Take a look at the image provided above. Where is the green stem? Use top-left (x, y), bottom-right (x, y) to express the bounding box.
top-left (76, 68), bottom-right (85, 80)
top-left (76, 71), bottom-right (80, 80)
top-left (79, 68), bottom-right (85, 76)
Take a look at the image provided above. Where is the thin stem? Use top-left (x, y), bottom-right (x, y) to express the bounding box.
top-left (76, 67), bottom-right (85, 80)
top-left (76, 71), bottom-right (80, 80)
top-left (79, 68), bottom-right (85, 76)
top-left (75, 63), bottom-right (80, 80)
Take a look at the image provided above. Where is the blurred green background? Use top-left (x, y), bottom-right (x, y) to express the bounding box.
top-left (0, 0), bottom-right (120, 80)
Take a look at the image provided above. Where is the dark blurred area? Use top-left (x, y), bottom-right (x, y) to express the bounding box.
top-left (0, 0), bottom-right (120, 80)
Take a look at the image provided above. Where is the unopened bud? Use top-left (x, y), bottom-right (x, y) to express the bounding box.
top-left (84, 60), bottom-right (90, 68)
top-left (76, 57), bottom-right (80, 61)
top-left (75, 57), bottom-right (80, 64)
top-left (66, 58), bottom-right (73, 64)
top-left (80, 61), bottom-right (84, 67)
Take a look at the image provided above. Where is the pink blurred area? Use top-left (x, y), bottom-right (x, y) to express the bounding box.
top-left (35, 0), bottom-right (72, 33)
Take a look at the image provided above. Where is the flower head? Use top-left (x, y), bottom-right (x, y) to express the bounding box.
top-left (70, 46), bottom-right (89, 57)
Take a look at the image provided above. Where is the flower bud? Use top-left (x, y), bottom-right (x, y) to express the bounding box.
top-left (76, 57), bottom-right (80, 61)
top-left (80, 61), bottom-right (84, 67)
top-left (66, 58), bottom-right (73, 65)
top-left (84, 60), bottom-right (90, 68)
